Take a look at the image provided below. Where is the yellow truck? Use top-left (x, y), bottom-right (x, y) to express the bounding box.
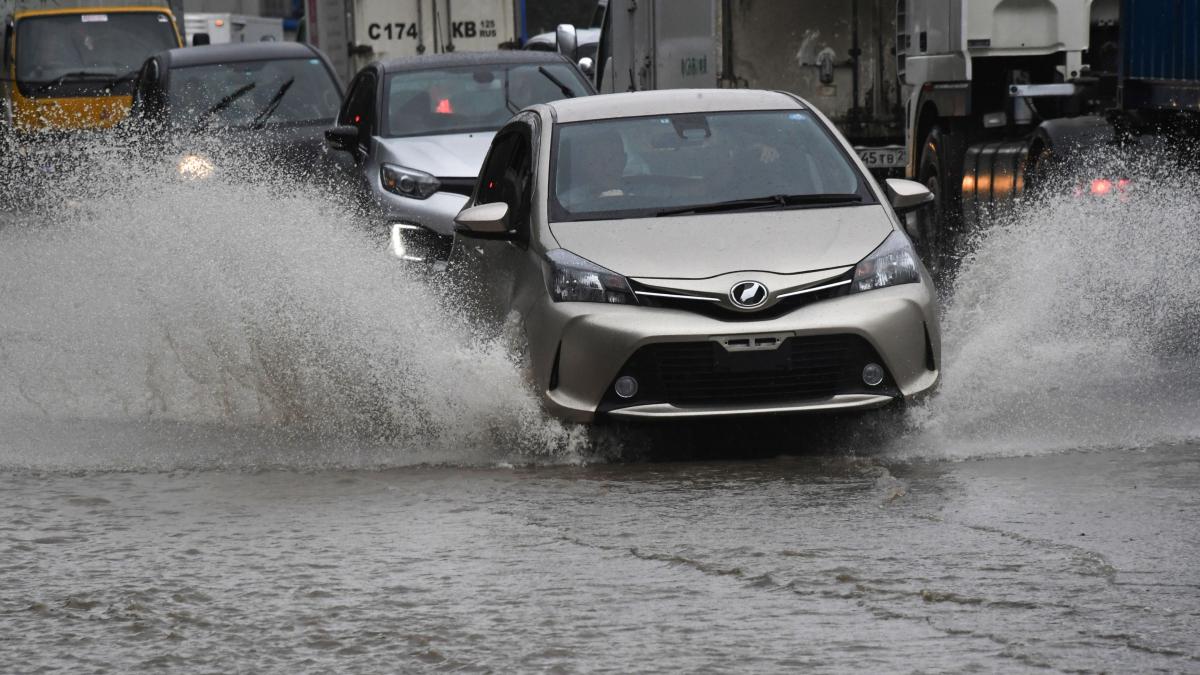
top-left (2, 0), bottom-right (183, 133)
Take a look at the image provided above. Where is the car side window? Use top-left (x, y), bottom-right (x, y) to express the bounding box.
top-left (476, 120), bottom-right (535, 239)
top-left (339, 72), bottom-right (377, 147)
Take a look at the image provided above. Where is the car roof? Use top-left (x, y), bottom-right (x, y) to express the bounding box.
top-left (544, 89), bottom-right (805, 124)
top-left (378, 50), bottom-right (571, 73)
top-left (161, 42), bottom-right (319, 68)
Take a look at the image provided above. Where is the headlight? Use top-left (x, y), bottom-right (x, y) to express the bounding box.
top-left (850, 230), bottom-right (922, 293)
top-left (380, 163), bottom-right (440, 200)
top-left (545, 249), bottom-right (636, 304)
top-left (177, 154), bottom-right (215, 180)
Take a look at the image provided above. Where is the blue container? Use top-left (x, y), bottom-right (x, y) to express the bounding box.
top-left (1121, 0), bottom-right (1200, 109)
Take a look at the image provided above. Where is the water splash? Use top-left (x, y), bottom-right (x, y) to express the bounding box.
top-left (900, 158), bottom-right (1200, 459)
top-left (0, 136), bottom-right (586, 470)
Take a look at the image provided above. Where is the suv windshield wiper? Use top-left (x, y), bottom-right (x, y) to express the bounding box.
top-left (249, 77), bottom-right (295, 129)
top-left (33, 70), bottom-right (118, 93)
top-left (103, 70), bottom-right (139, 90)
top-left (657, 193), bottom-right (863, 217)
top-left (537, 66), bottom-right (577, 98)
top-left (192, 82), bottom-right (257, 133)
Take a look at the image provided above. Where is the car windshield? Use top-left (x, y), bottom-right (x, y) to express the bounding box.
top-left (168, 58), bottom-right (341, 129)
top-left (384, 63), bottom-right (589, 137)
top-left (550, 110), bottom-right (871, 221)
top-left (15, 12), bottom-right (179, 94)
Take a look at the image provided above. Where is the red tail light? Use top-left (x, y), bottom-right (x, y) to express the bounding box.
top-left (1090, 178), bottom-right (1113, 196)
top-left (436, 99), bottom-right (453, 114)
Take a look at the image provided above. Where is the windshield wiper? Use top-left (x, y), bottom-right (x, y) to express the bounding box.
top-left (657, 193), bottom-right (863, 217)
top-left (249, 77), bottom-right (295, 129)
top-left (192, 82), bottom-right (257, 133)
top-left (103, 70), bottom-right (139, 90)
top-left (33, 70), bottom-right (118, 93)
top-left (537, 66), bottom-right (577, 99)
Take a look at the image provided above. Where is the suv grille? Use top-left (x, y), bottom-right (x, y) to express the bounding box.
top-left (600, 334), bottom-right (896, 410)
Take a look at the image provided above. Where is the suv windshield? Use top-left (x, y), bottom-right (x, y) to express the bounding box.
top-left (550, 110), bottom-right (872, 222)
top-left (384, 63), bottom-right (589, 137)
top-left (168, 58), bottom-right (341, 130)
top-left (15, 12), bottom-right (178, 96)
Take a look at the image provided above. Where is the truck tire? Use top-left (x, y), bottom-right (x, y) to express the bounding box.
top-left (914, 125), bottom-right (962, 281)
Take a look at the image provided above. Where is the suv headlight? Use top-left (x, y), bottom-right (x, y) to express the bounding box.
top-left (850, 230), bottom-right (922, 293)
top-left (545, 249), bottom-right (636, 304)
top-left (381, 163), bottom-right (440, 199)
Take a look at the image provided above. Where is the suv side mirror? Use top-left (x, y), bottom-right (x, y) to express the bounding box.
top-left (556, 24), bottom-right (578, 59)
top-left (884, 178), bottom-right (934, 214)
top-left (324, 124), bottom-right (359, 153)
top-left (454, 202), bottom-right (512, 239)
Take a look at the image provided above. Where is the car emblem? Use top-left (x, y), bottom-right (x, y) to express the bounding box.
top-left (729, 281), bottom-right (769, 309)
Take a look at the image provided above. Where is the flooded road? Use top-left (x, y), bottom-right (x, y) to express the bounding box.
top-left (3, 146), bottom-right (1199, 671)
top-left (2, 444), bottom-right (1198, 672)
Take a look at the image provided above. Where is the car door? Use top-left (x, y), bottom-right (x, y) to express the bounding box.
top-left (332, 69), bottom-right (379, 202)
top-left (450, 114), bottom-right (539, 328)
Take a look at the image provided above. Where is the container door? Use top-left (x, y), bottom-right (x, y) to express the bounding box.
top-left (429, 0), bottom-right (517, 52)
top-left (650, 0), bottom-right (717, 90)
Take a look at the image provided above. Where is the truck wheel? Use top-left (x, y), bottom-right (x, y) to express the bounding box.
top-left (915, 125), bottom-right (960, 281)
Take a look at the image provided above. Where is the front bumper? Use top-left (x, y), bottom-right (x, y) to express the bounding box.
top-left (374, 187), bottom-right (468, 237)
top-left (525, 283), bottom-right (940, 423)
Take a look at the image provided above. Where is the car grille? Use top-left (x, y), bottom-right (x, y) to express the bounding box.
top-left (629, 272), bottom-right (852, 321)
top-left (601, 334), bottom-right (896, 410)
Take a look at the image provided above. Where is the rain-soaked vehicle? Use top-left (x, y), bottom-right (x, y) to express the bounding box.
top-left (323, 51), bottom-right (593, 263)
top-left (0, 0), bottom-right (183, 134)
top-left (449, 89), bottom-right (941, 423)
top-left (126, 42), bottom-right (344, 180)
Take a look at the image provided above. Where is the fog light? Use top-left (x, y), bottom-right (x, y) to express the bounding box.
top-left (862, 363), bottom-right (884, 387)
top-left (614, 375), bottom-right (638, 399)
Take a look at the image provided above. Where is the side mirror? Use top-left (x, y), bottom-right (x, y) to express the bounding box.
top-left (454, 202), bottom-right (512, 239)
top-left (192, 32), bottom-right (211, 46)
top-left (884, 178), bottom-right (934, 215)
top-left (556, 24), bottom-right (578, 59)
top-left (324, 124), bottom-right (359, 153)
top-left (577, 56), bottom-right (595, 77)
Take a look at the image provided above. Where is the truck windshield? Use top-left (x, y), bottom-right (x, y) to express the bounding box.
top-left (15, 12), bottom-right (178, 96)
top-left (168, 58), bottom-right (342, 130)
top-left (384, 63), bottom-right (590, 137)
top-left (550, 110), bottom-right (871, 222)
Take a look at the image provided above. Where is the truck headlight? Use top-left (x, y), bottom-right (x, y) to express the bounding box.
top-left (381, 163), bottom-right (440, 200)
top-left (545, 249), bottom-right (636, 304)
top-left (850, 230), bottom-right (921, 293)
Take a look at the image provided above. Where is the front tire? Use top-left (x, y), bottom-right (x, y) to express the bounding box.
top-left (915, 125), bottom-right (962, 283)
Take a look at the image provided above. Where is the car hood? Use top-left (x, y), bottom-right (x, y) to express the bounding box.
top-left (376, 132), bottom-right (496, 178)
top-left (548, 205), bottom-right (895, 279)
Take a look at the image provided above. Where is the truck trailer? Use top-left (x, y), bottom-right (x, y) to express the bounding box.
top-left (899, 0), bottom-right (1200, 275)
top-left (304, 0), bottom-right (526, 83)
top-left (184, 12), bottom-right (284, 44)
top-left (560, 0), bottom-right (907, 173)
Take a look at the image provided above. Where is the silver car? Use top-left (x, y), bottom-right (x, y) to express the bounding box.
top-left (450, 89), bottom-right (940, 423)
top-left (324, 52), bottom-right (593, 261)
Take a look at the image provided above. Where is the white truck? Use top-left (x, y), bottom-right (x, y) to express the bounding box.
top-left (184, 12), bottom-right (283, 43)
top-left (558, 0), bottom-right (906, 174)
top-left (898, 0), bottom-right (1200, 275)
top-left (304, 0), bottom-right (525, 83)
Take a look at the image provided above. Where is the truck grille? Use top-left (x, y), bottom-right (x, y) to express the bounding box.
top-left (601, 334), bottom-right (896, 410)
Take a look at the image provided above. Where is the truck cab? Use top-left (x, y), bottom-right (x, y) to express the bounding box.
top-left (2, 0), bottom-right (183, 133)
